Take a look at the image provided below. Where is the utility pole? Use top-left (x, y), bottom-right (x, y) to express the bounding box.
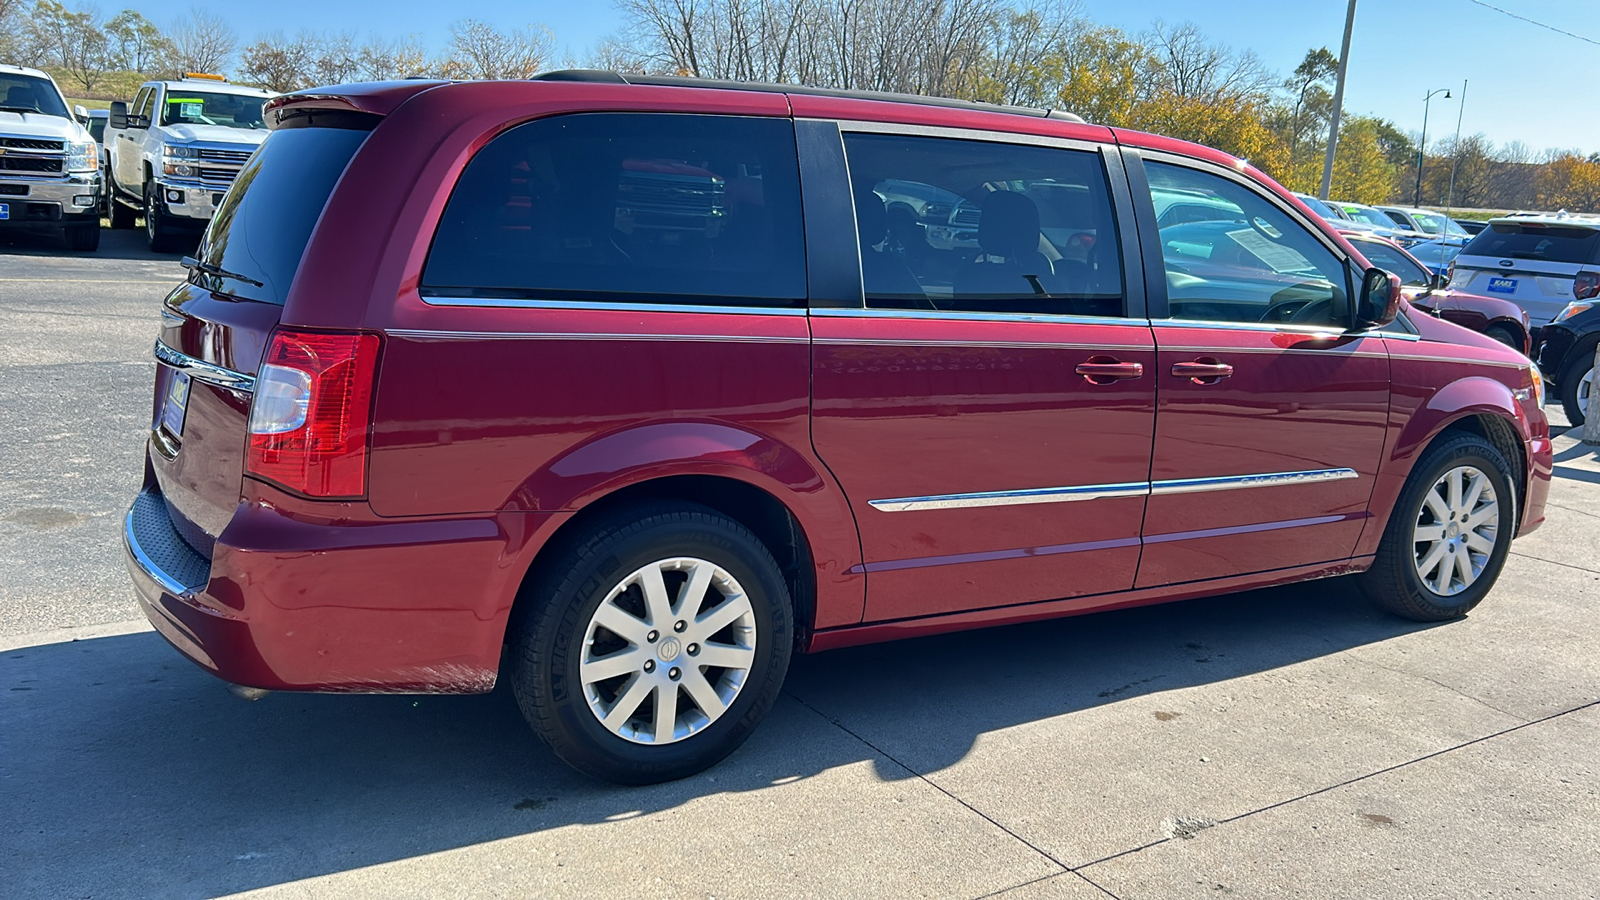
top-left (1414, 87), bottom-right (1452, 206)
top-left (1319, 0), bottom-right (1357, 200)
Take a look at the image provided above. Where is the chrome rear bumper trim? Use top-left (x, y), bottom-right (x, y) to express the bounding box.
top-left (153, 340), bottom-right (255, 392)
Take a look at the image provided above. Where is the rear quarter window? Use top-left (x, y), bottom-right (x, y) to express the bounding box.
top-left (196, 123), bottom-right (371, 304)
top-left (422, 113), bottom-right (806, 308)
top-left (1463, 224), bottom-right (1600, 266)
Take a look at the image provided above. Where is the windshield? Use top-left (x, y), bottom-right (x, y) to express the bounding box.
top-left (1297, 195), bottom-right (1339, 220)
top-left (160, 90), bottom-right (266, 130)
top-left (1344, 206), bottom-right (1394, 228)
top-left (1408, 212), bottom-right (1468, 236)
top-left (0, 73), bottom-right (69, 118)
top-left (1356, 241), bottom-right (1430, 286)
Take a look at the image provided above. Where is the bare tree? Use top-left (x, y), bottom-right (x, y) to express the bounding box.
top-left (240, 31), bottom-right (315, 91)
top-left (1145, 20), bottom-right (1272, 103)
top-left (106, 9), bottom-right (171, 72)
top-left (166, 8), bottom-right (236, 75)
top-left (356, 35), bottom-right (428, 81)
top-left (29, 0), bottom-right (113, 93)
top-left (437, 19), bottom-right (555, 80)
top-left (309, 30), bottom-right (361, 85)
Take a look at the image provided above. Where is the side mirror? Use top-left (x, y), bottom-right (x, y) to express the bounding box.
top-left (109, 101), bottom-right (127, 130)
top-left (73, 104), bottom-right (88, 122)
top-left (1355, 267), bottom-right (1402, 331)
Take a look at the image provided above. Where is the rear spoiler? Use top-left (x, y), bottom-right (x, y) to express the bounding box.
top-left (265, 81), bottom-right (447, 129)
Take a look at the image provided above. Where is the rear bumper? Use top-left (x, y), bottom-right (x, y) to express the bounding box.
top-left (124, 482), bottom-right (564, 693)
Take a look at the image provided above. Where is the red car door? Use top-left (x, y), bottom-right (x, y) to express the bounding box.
top-left (807, 126), bottom-right (1156, 622)
top-left (1130, 155), bottom-right (1390, 587)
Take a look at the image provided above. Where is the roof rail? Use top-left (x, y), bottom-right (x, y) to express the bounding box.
top-left (531, 69), bottom-right (1087, 124)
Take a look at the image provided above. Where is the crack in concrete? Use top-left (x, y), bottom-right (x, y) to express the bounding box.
top-left (1351, 654), bottom-right (1527, 721)
top-left (1511, 549), bottom-right (1600, 576)
top-left (1544, 501), bottom-right (1600, 520)
top-left (972, 870), bottom-right (1123, 900)
top-left (1074, 699), bottom-right (1600, 873)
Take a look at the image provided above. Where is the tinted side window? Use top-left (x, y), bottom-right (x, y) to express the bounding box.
top-left (135, 87), bottom-right (155, 122)
top-left (423, 114), bottom-right (806, 308)
top-left (1356, 241), bottom-right (1431, 287)
top-left (842, 133), bottom-right (1125, 317)
top-left (1144, 161), bottom-right (1348, 327)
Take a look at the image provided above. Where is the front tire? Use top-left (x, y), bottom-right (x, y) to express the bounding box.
top-left (63, 219), bottom-right (100, 252)
top-left (1360, 433), bottom-right (1517, 621)
top-left (109, 193), bottom-right (136, 229)
top-left (509, 504), bottom-right (793, 784)
top-left (144, 180), bottom-right (183, 253)
top-left (1484, 325), bottom-right (1521, 354)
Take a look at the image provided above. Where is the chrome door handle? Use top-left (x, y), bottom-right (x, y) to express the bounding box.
top-left (1171, 360), bottom-right (1234, 384)
top-left (1075, 359), bottom-right (1144, 384)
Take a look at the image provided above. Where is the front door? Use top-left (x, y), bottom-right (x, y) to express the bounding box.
top-left (808, 126), bottom-right (1156, 622)
top-left (1130, 155), bottom-right (1390, 587)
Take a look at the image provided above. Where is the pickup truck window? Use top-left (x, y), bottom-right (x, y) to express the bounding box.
top-left (0, 74), bottom-right (69, 118)
top-left (160, 91), bottom-right (266, 130)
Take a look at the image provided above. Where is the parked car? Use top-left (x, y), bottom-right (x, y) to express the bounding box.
top-left (105, 73), bottom-right (272, 251)
top-left (125, 73), bottom-right (1552, 785)
top-left (1330, 200), bottom-right (1427, 245)
top-left (1535, 294), bottom-right (1600, 425)
top-left (1456, 218), bottom-right (1488, 236)
top-left (1448, 213), bottom-right (1600, 331)
top-left (1346, 232), bottom-right (1529, 354)
top-left (0, 63), bottom-right (101, 250)
top-left (1378, 205), bottom-right (1472, 246)
top-left (1405, 238), bottom-right (1465, 281)
top-left (83, 108), bottom-right (111, 215)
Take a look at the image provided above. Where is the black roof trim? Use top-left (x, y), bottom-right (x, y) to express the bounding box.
top-left (531, 70), bottom-right (1087, 124)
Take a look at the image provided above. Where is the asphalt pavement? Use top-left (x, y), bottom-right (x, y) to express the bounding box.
top-left (1, 229), bottom-right (1597, 899)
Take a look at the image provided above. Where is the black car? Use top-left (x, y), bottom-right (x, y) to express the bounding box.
top-left (1536, 294), bottom-right (1600, 424)
top-left (1454, 218), bottom-right (1488, 236)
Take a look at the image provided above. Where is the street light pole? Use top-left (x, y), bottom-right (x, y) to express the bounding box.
top-left (1413, 87), bottom-right (1451, 206)
top-left (1319, 0), bottom-right (1358, 200)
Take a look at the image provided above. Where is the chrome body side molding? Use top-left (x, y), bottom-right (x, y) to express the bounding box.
top-left (869, 468), bottom-right (1358, 512)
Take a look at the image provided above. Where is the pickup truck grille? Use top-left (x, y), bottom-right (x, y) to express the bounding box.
top-left (0, 156), bottom-right (63, 173)
top-left (198, 167), bottom-right (240, 183)
top-left (0, 137), bottom-right (63, 151)
top-left (951, 205), bottom-right (981, 228)
top-left (197, 148), bottom-right (252, 164)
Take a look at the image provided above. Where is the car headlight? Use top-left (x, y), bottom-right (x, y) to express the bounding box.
top-left (1555, 301), bottom-right (1593, 323)
top-left (64, 140), bottom-right (96, 173)
top-left (162, 145), bottom-right (199, 178)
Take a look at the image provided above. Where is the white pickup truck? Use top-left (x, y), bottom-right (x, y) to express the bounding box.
top-left (0, 64), bottom-right (102, 251)
top-left (106, 74), bottom-right (272, 251)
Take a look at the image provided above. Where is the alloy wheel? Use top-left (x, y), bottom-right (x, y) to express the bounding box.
top-left (1412, 465), bottom-right (1499, 596)
top-left (1580, 369), bottom-right (1592, 417)
top-left (579, 556), bottom-right (757, 745)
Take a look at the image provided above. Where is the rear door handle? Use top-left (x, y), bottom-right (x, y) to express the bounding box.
top-left (1171, 360), bottom-right (1234, 384)
top-left (1075, 359), bottom-right (1144, 384)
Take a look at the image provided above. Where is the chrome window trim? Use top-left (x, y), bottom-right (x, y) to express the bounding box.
top-left (123, 505), bottom-right (195, 600)
top-left (416, 294), bottom-right (808, 316)
top-left (870, 468), bottom-right (1358, 512)
top-left (819, 118), bottom-right (1103, 154)
top-left (386, 328), bottom-right (808, 344)
top-left (153, 340), bottom-right (255, 392)
top-left (869, 482), bottom-right (1150, 512)
top-left (811, 307), bottom-right (1140, 327)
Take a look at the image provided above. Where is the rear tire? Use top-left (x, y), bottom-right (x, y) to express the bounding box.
top-left (1484, 325), bottom-right (1521, 353)
top-left (1359, 432), bottom-right (1516, 621)
top-left (109, 194), bottom-right (136, 229)
top-left (63, 220), bottom-right (100, 252)
top-left (509, 503), bottom-right (794, 784)
top-left (1559, 351), bottom-right (1593, 427)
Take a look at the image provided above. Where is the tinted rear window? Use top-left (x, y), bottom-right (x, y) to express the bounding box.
top-left (422, 113), bottom-right (806, 307)
top-left (1463, 223), bottom-right (1600, 266)
top-left (195, 124), bottom-right (370, 305)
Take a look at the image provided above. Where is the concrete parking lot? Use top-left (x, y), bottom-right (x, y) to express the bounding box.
top-left (2, 230), bottom-right (1597, 899)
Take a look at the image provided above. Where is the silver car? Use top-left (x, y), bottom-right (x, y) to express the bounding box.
top-left (1448, 213), bottom-right (1600, 329)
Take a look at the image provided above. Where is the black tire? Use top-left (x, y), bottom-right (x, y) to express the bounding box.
top-left (1359, 432), bottom-right (1517, 621)
top-left (63, 220), bottom-right (100, 252)
top-left (1484, 325), bottom-right (1521, 353)
top-left (509, 503), bottom-right (794, 784)
top-left (1559, 349), bottom-right (1594, 427)
top-left (144, 180), bottom-right (183, 253)
top-left (109, 194), bottom-right (136, 229)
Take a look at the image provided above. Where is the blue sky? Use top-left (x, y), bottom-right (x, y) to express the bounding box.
top-left (125, 0), bottom-right (1599, 154)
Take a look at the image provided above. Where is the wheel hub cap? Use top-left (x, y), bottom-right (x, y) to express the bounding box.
top-left (578, 557), bottom-right (757, 745)
top-left (1411, 464), bottom-right (1499, 596)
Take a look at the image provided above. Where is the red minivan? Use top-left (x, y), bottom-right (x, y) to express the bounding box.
top-left (126, 73), bottom-right (1553, 784)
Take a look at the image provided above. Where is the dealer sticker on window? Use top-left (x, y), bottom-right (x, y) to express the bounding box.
top-left (1486, 277), bottom-right (1518, 294)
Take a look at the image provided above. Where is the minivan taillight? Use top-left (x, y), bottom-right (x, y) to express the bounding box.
top-left (1574, 271), bottom-right (1600, 301)
top-left (246, 329), bottom-right (381, 498)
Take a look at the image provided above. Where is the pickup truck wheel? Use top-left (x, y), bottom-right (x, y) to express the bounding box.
top-left (509, 503), bottom-right (793, 784)
top-left (1359, 433), bottom-right (1516, 621)
top-left (144, 181), bottom-right (183, 253)
top-left (108, 194), bottom-right (136, 229)
top-left (63, 220), bottom-right (100, 252)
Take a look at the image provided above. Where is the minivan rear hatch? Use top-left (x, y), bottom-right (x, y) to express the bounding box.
top-left (150, 119), bottom-right (375, 554)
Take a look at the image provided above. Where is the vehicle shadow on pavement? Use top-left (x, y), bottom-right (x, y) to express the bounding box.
top-left (0, 227), bottom-right (187, 261)
top-left (0, 576), bottom-right (1425, 898)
